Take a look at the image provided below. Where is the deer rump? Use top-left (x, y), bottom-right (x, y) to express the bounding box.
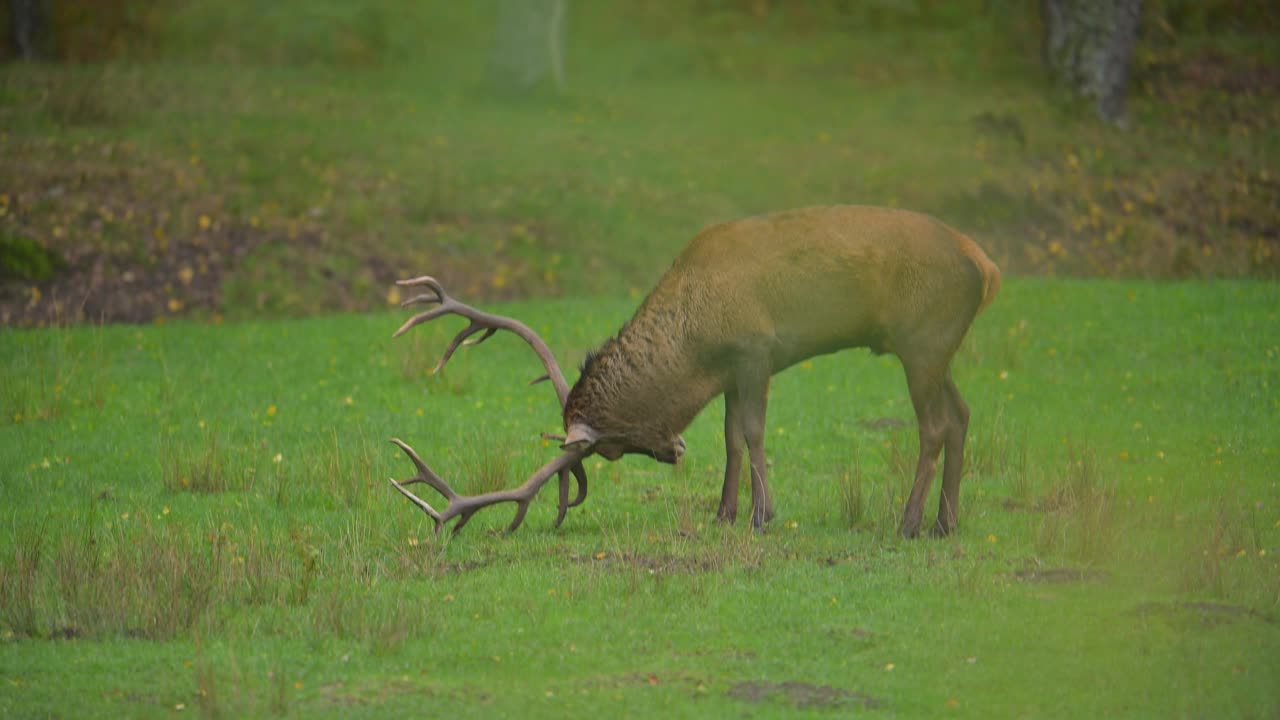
top-left (389, 205), bottom-right (1001, 538)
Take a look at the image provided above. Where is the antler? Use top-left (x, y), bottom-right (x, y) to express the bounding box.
top-left (394, 276), bottom-right (570, 405)
top-left (389, 439), bottom-right (587, 534)
top-left (391, 276), bottom-right (589, 528)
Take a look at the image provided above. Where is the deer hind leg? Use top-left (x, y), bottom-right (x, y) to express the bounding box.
top-left (717, 390), bottom-right (744, 523)
top-left (899, 360), bottom-right (950, 539)
top-left (931, 371), bottom-right (970, 537)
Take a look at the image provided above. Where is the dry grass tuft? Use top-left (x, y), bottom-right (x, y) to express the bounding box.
top-left (1034, 444), bottom-right (1116, 563)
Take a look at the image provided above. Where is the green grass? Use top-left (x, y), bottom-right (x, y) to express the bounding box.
top-left (2, 278), bottom-right (1278, 717)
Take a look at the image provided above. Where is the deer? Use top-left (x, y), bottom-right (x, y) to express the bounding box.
top-left (388, 205), bottom-right (1001, 538)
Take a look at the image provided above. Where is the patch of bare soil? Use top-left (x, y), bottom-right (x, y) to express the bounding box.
top-left (819, 553), bottom-right (869, 568)
top-left (0, 132), bottom-right (566, 326)
top-left (962, 48), bottom-right (1280, 281)
top-left (1141, 48), bottom-right (1279, 104)
top-left (727, 680), bottom-right (881, 710)
top-left (824, 626), bottom-right (878, 647)
top-left (571, 550), bottom-right (725, 574)
top-left (1132, 601), bottom-right (1272, 627)
top-left (1013, 567), bottom-right (1110, 584)
top-left (0, 220), bottom-right (288, 326)
top-left (0, 138), bottom-right (286, 326)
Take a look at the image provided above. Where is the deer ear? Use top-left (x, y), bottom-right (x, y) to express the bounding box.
top-left (561, 423), bottom-right (599, 452)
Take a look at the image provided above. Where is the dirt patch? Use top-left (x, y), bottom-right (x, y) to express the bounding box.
top-left (0, 134), bottom-right (562, 327)
top-left (50, 625), bottom-right (84, 640)
top-left (571, 550), bottom-right (724, 574)
top-left (1013, 567), bottom-right (1110, 584)
top-left (314, 676), bottom-right (447, 708)
top-left (0, 137), bottom-right (286, 326)
top-left (824, 626), bottom-right (879, 649)
top-left (0, 220), bottom-right (288, 326)
top-left (1141, 48), bottom-right (1279, 100)
top-left (955, 47), bottom-right (1280, 281)
top-left (1132, 600), bottom-right (1272, 627)
top-left (819, 553), bottom-right (869, 568)
top-left (432, 559), bottom-right (488, 575)
top-left (727, 680), bottom-right (881, 710)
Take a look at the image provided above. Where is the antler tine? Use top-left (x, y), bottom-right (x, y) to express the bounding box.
top-left (401, 291), bottom-right (445, 307)
top-left (392, 305), bottom-right (452, 339)
top-left (554, 467), bottom-right (571, 528)
top-left (550, 461), bottom-right (588, 528)
top-left (396, 275), bottom-right (448, 294)
top-left (391, 276), bottom-right (457, 338)
top-left (464, 328), bottom-right (499, 346)
top-left (390, 438), bottom-right (586, 535)
top-left (390, 478), bottom-right (445, 525)
top-left (430, 323), bottom-right (492, 374)
top-left (389, 438), bottom-right (459, 500)
top-left (541, 433), bottom-right (588, 524)
top-left (567, 462), bottom-right (588, 508)
top-left (552, 463), bottom-right (591, 528)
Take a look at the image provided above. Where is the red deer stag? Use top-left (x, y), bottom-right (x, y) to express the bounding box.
top-left (389, 205), bottom-right (1001, 537)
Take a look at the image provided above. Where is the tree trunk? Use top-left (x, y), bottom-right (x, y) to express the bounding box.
top-left (489, 0), bottom-right (567, 95)
top-left (1041, 0), bottom-right (1142, 125)
top-left (9, 0), bottom-right (48, 60)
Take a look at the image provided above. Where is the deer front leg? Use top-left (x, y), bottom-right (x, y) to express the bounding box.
top-left (717, 390), bottom-right (744, 523)
top-left (735, 365), bottom-right (774, 530)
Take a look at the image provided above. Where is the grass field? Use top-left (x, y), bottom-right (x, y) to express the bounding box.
top-left (2, 2), bottom-right (1279, 717)
top-left (2, 278), bottom-right (1278, 717)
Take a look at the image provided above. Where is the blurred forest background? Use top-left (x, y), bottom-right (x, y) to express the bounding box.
top-left (0, 0), bottom-right (1276, 326)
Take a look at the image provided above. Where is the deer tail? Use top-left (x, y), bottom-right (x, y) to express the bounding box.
top-left (956, 233), bottom-right (1002, 315)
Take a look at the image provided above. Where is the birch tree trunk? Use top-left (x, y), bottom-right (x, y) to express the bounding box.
top-left (1041, 0), bottom-right (1142, 124)
top-left (9, 0), bottom-right (48, 60)
top-left (489, 0), bottom-right (567, 95)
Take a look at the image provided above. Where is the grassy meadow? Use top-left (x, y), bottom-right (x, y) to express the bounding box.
top-left (2, 1), bottom-right (1279, 717)
top-left (2, 279), bottom-right (1278, 717)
